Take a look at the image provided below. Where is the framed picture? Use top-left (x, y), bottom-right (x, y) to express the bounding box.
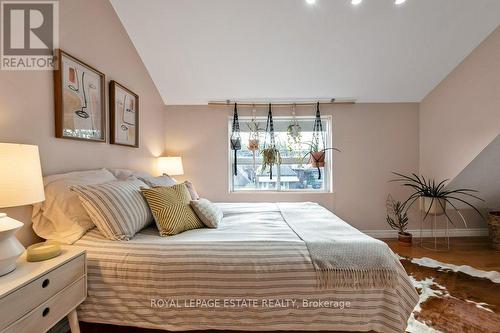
top-left (109, 81), bottom-right (139, 148)
top-left (54, 49), bottom-right (106, 142)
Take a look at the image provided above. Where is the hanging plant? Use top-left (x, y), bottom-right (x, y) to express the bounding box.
top-left (247, 107), bottom-right (263, 174)
top-left (286, 104), bottom-right (302, 154)
top-left (261, 147), bottom-right (281, 176)
top-left (261, 103), bottom-right (281, 179)
top-left (230, 103), bottom-right (241, 176)
top-left (246, 110), bottom-right (262, 152)
top-left (303, 102), bottom-right (340, 180)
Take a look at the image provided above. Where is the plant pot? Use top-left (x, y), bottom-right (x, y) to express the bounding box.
top-left (230, 138), bottom-right (241, 150)
top-left (421, 197), bottom-right (446, 215)
top-left (248, 139), bottom-right (259, 151)
top-left (308, 151), bottom-right (325, 168)
top-left (487, 211), bottom-right (500, 250)
top-left (398, 232), bottom-right (412, 247)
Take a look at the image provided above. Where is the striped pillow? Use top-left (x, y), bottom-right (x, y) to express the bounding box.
top-left (71, 179), bottom-right (153, 240)
top-left (141, 184), bottom-right (204, 236)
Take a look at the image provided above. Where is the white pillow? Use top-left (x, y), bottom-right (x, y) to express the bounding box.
top-left (138, 175), bottom-right (177, 187)
top-left (32, 169), bottom-right (117, 244)
top-left (190, 198), bottom-right (222, 228)
top-left (107, 168), bottom-right (154, 181)
top-left (71, 179), bottom-right (153, 241)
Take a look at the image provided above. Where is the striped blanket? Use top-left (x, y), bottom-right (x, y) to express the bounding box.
top-left (74, 202), bottom-right (418, 333)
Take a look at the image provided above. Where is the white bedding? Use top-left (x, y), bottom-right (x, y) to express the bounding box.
top-left (73, 202), bottom-right (418, 332)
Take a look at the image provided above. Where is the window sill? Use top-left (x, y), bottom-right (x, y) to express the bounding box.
top-left (229, 190), bottom-right (334, 194)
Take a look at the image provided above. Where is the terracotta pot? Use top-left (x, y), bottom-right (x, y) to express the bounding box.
top-left (398, 232), bottom-right (412, 247)
top-left (421, 197), bottom-right (446, 215)
top-left (248, 139), bottom-right (259, 151)
top-left (308, 151), bottom-right (325, 168)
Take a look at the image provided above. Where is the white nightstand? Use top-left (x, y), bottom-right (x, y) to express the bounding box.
top-left (0, 247), bottom-right (86, 333)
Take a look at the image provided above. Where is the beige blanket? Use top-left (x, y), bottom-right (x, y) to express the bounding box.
top-left (278, 202), bottom-right (399, 289)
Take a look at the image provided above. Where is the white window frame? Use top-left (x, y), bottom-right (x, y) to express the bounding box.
top-left (228, 115), bottom-right (333, 193)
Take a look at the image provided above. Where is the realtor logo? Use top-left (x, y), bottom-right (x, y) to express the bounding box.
top-left (1, 0), bottom-right (58, 70)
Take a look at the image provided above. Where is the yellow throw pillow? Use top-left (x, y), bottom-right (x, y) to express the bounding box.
top-left (141, 184), bottom-right (204, 236)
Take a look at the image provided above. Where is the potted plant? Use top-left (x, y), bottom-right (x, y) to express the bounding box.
top-left (287, 120), bottom-right (301, 143)
top-left (287, 122), bottom-right (302, 150)
top-left (390, 172), bottom-right (485, 226)
top-left (247, 121), bottom-right (262, 152)
top-left (386, 196), bottom-right (411, 246)
top-left (261, 146), bottom-right (281, 179)
top-left (302, 140), bottom-right (340, 179)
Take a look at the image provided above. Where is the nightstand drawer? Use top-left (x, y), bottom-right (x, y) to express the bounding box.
top-left (0, 254), bottom-right (85, 330)
top-left (2, 277), bottom-right (86, 333)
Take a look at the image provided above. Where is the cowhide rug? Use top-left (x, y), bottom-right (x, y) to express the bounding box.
top-left (399, 255), bottom-right (500, 333)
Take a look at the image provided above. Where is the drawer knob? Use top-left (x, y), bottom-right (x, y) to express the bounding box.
top-left (42, 279), bottom-right (50, 288)
top-left (42, 307), bottom-right (50, 317)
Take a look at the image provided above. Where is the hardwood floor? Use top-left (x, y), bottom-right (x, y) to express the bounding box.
top-left (80, 237), bottom-right (499, 333)
top-left (80, 325), bottom-right (374, 333)
top-left (384, 236), bottom-right (500, 271)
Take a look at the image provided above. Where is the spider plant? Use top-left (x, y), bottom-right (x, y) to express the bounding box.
top-left (300, 141), bottom-right (340, 180)
top-left (390, 172), bottom-right (485, 226)
top-left (301, 140), bottom-right (341, 156)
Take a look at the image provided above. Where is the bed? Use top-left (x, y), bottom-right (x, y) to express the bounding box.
top-left (73, 202), bottom-right (418, 333)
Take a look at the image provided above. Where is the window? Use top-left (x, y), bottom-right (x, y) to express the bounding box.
top-left (229, 116), bottom-right (332, 192)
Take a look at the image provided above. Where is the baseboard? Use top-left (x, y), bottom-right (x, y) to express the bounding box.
top-left (363, 228), bottom-right (489, 239)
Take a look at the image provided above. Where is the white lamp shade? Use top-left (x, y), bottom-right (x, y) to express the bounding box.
top-left (157, 156), bottom-right (184, 176)
top-left (0, 143), bottom-right (45, 208)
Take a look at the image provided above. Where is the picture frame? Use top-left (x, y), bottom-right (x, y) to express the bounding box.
top-left (54, 49), bottom-right (106, 142)
top-left (109, 80), bottom-right (139, 148)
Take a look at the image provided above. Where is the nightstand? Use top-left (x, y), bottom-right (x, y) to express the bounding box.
top-left (0, 247), bottom-right (86, 333)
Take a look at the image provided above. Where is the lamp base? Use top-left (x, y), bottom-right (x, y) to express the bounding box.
top-left (0, 262), bottom-right (16, 276)
top-left (0, 213), bottom-right (25, 276)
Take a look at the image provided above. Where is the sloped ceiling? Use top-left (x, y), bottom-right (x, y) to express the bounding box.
top-left (447, 135), bottom-right (500, 210)
top-left (111, 0), bottom-right (500, 105)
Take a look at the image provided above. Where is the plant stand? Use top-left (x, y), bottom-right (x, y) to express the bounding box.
top-left (419, 210), bottom-right (450, 252)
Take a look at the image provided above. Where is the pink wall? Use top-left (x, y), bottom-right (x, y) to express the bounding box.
top-left (2, 0), bottom-right (494, 245)
top-left (0, 0), bottom-right (166, 245)
top-left (164, 103), bottom-right (420, 231)
top-left (420, 26), bottom-right (500, 181)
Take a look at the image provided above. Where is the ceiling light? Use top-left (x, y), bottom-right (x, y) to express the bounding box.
top-left (351, 0), bottom-right (362, 5)
top-left (305, 0), bottom-right (316, 5)
top-left (395, 0), bottom-right (407, 4)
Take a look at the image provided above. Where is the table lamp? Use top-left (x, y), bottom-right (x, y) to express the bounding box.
top-left (0, 143), bottom-right (45, 276)
top-left (157, 156), bottom-right (184, 177)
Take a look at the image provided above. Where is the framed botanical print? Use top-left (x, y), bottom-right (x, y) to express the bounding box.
top-left (54, 49), bottom-right (106, 142)
top-left (109, 81), bottom-right (139, 148)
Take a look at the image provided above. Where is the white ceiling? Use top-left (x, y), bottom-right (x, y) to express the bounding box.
top-left (111, 0), bottom-right (500, 105)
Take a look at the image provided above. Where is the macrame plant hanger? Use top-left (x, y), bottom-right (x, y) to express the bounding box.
top-left (311, 102), bottom-right (326, 180)
top-left (249, 105), bottom-right (259, 174)
top-left (230, 103), bottom-right (241, 176)
top-left (263, 103), bottom-right (276, 179)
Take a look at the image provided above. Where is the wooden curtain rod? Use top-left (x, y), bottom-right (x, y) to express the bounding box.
top-left (208, 99), bottom-right (356, 107)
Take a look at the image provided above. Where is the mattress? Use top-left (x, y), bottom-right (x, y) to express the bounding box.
top-left (73, 203), bottom-right (418, 332)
